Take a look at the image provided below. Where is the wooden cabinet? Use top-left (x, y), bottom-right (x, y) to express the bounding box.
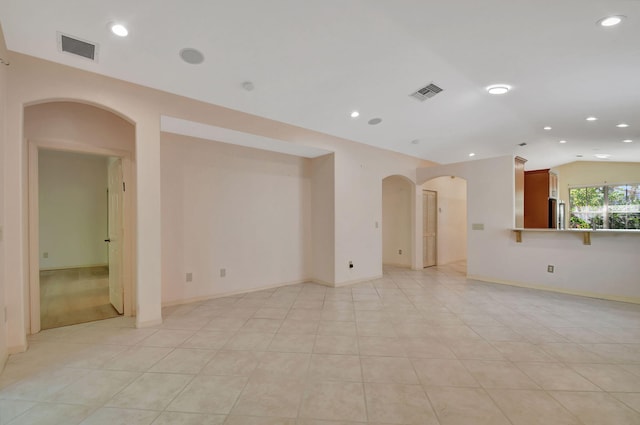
top-left (524, 169), bottom-right (558, 228)
top-left (514, 157), bottom-right (527, 228)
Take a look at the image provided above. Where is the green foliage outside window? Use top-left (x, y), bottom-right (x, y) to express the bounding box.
top-left (569, 184), bottom-right (640, 230)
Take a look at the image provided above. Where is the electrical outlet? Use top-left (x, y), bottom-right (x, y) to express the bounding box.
top-left (186, 272), bottom-right (193, 282)
top-left (547, 265), bottom-right (554, 273)
top-left (43, 252), bottom-right (49, 259)
top-left (220, 268), bottom-right (226, 277)
top-left (348, 261), bottom-right (354, 269)
top-left (398, 249), bottom-right (402, 255)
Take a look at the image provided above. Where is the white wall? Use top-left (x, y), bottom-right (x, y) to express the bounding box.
top-left (161, 133), bottom-right (312, 304)
top-left (38, 150), bottom-right (108, 269)
top-left (422, 176), bottom-right (467, 265)
top-left (0, 25), bottom-right (8, 369)
top-left (382, 176), bottom-right (412, 267)
top-left (418, 156), bottom-right (640, 303)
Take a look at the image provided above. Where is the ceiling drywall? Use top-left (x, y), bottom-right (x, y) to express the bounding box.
top-left (1, 0), bottom-right (639, 169)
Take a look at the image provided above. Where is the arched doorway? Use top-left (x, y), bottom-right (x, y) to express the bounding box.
top-left (25, 101), bottom-right (136, 333)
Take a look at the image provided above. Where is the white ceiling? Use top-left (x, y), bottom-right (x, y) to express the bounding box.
top-left (2, 0), bottom-right (639, 169)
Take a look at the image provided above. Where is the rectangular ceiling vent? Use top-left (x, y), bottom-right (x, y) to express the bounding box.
top-left (409, 82), bottom-right (443, 101)
top-left (57, 32), bottom-right (98, 61)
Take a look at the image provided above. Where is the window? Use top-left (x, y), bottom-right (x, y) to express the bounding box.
top-left (569, 184), bottom-right (640, 230)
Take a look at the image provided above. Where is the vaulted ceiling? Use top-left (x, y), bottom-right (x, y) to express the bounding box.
top-left (2, 0), bottom-right (639, 169)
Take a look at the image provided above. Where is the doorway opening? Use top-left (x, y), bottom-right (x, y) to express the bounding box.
top-left (37, 149), bottom-right (125, 329)
top-left (26, 100), bottom-right (135, 334)
top-left (422, 190), bottom-right (437, 267)
top-left (422, 176), bottom-right (468, 273)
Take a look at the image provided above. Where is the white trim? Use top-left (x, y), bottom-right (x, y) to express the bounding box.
top-left (468, 274), bottom-right (640, 305)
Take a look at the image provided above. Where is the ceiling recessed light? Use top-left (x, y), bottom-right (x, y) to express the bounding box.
top-left (622, 139), bottom-right (633, 143)
top-left (242, 81), bottom-right (254, 91)
top-left (368, 118), bottom-right (382, 125)
top-left (543, 126), bottom-right (552, 131)
top-left (616, 123), bottom-right (629, 128)
top-left (468, 153), bottom-right (476, 157)
top-left (110, 23), bottom-right (128, 37)
top-left (486, 84), bottom-right (511, 95)
top-left (586, 116), bottom-right (598, 121)
top-left (350, 111), bottom-right (360, 118)
top-left (559, 140), bottom-right (567, 144)
top-left (576, 154), bottom-right (583, 158)
top-left (410, 139), bottom-right (420, 145)
top-left (179, 48), bottom-right (205, 65)
top-left (598, 15), bottom-right (625, 27)
top-left (594, 154), bottom-right (612, 159)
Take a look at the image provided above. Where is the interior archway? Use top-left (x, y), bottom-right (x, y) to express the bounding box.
top-left (24, 101), bottom-right (136, 333)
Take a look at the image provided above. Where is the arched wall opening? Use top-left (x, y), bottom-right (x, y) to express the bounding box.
top-left (382, 175), bottom-right (415, 268)
top-left (421, 176), bottom-right (468, 270)
top-left (24, 101), bottom-right (136, 333)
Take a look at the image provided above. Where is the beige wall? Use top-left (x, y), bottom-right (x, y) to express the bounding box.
top-left (382, 176), bottom-right (412, 267)
top-left (418, 156), bottom-right (640, 303)
top-left (311, 154), bottom-right (335, 284)
top-left (161, 133), bottom-right (312, 304)
top-left (422, 176), bottom-right (467, 265)
top-left (38, 150), bottom-right (108, 269)
top-left (0, 24), bottom-right (8, 369)
top-left (2, 50), bottom-right (432, 351)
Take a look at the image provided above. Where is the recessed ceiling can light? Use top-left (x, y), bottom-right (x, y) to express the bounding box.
top-left (586, 116), bottom-right (598, 121)
top-left (350, 111), bottom-right (360, 118)
top-left (543, 126), bottom-right (552, 130)
top-left (598, 15), bottom-right (625, 27)
top-left (469, 153), bottom-right (476, 157)
top-left (242, 81), bottom-right (254, 91)
top-left (410, 139), bottom-right (420, 145)
top-left (616, 123), bottom-right (629, 128)
top-left (110, 23), bottom-right (128, 37)
top-left (486, 84), bottom-right (511, 95)
top-left (179, 48), bottom-right (205, 65)
top-left (622, 139), bottom-right (633, 143)
top-left (368, 118), bottom-right (382, 125)
top-left (559, 140), bottom-right (567, 144)
top-left (594, 154), bottom-right (612, 159)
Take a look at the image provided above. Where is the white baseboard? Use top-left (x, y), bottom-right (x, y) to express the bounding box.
top-left (8, 343), bottom-right (27, 355)
top-left (468, 274), bottom-right (640, 305)
top-left (332, 274), bottom-right (383, 288)
top-left (136, 318), bottom-right (163, 328)
top-left (161, 279), bottom-right (311, 308)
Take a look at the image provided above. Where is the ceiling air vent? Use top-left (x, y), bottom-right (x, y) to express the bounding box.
top-left (409, 82), bottom-right (443, 101)
top-left (58, 33), bottom-right (98, 61)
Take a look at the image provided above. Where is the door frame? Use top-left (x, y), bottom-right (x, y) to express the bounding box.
top-left (422, 189), bottom-right (438, 267)
top-left (28, 139), bottom-right (135, 334)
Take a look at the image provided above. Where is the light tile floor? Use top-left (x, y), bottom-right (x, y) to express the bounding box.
top-left (2, 262), bottom-right (640, 424)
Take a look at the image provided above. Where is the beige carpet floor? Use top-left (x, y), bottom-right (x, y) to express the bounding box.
top-left (39, 266), bottom-right (120, 329)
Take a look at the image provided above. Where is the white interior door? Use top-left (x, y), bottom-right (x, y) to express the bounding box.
top-left (107, 157), bottom-right (124, 314)
top-left (423, 190), bottom-right (437, 267)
